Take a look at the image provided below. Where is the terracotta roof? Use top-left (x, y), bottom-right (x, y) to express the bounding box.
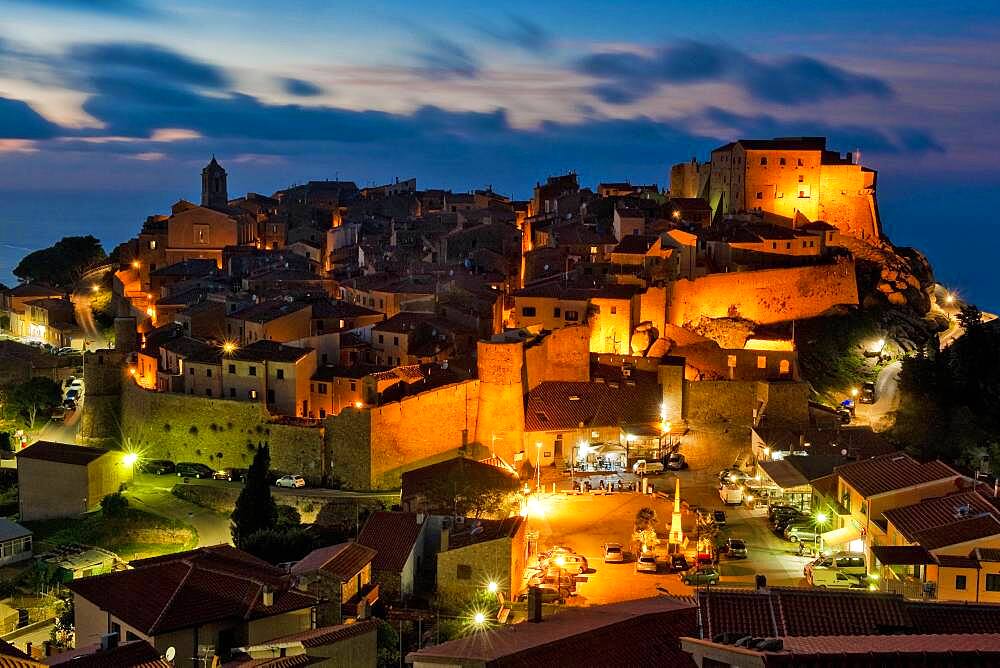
top-left (47, 641), bottom-right (170, 668)
top-left (68, 546), bottom-right (315, 635)
top-left (15, 441), bottom-right (108, 466)
top-left (611, 234), bottom-right (659, 255)
top-left (229, 300), bottom-right (310, 324)
top-left (264, 619), bottom-right (379, 648)
top-left (935, 553), bottom-right (981, 569)
top-left (882, 491), bottom-right (996, 542)
top-left (976, 548), bottom-right (1000, 562)
top-left (407, 596), bottom-right (696, 667)
top-left (150, 259), bottom-right (217, 277)
top-left (0, 640), bottom-right (39, 668)
top-left (913, 514), bottom-right (1000, 551)
top-left (780, 633), bottom-right (1000, 656)
top-left (448, 517), bottom-right (524, 550)
top-left (835, 453), bottom-right (958, 498)
top-left (524, 373), bottom-right (660, 432)
top-left (190, 339), bottom-right (313, 365)
top-left (870, 545), bottom-right (935, 566)
top-left (357, 512), bottom-right (426, 573)
top-left (291, 542), bottom-right (376, 581)
top-left (699, 587), bottom-right (1000, 639)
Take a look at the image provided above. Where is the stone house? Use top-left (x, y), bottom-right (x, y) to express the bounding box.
top-left (357, 512), bottom-right (429, 603)
top-left (436, 517), bottom-right (527, 603)
top-left (67, 546), bottom-right (316, 668)
top-left (292, 542), bottom-right (379, 626)
top-left (16, 442), bottom-right (133, 522)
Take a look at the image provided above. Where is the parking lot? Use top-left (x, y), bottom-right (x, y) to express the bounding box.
top-left (525, 468), bottom-right (813, 605)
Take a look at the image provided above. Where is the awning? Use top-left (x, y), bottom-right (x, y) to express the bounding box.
top-left (594, 443), bottom-right (627, 455)
top-left (821, 525), bottom-right (862, 547)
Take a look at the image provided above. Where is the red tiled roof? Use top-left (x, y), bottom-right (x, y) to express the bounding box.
top-left (935, 553), bottom-right (981, 569)
top-left (913, 514), bottom-right (1000, 551)
top-left (835, 453), bottom-right (958, 498)
top-left (699, 587), bottom-right (1000, 639)
top-left (881, 491), bottom-right (996, 542)
top-left (407, 596), bottom-right (697, 667)
top-left (15, 441), bottom-right (108, 466)
top-left (524, 373), bottom-right (660, 432)
top-left (68, 546), bottom-right (315, 635)
top-left (976, 548), bottom-right (1000, 562)
top-left (870, 545), bottom-right (935, 566)
top-left (47, 641), bottom-right (170, 668)
top-left (265, 619), bottom-right (379, 648)
top-left (447, 517), bottom-right (524, 550)
top-left (780, 633), bottom-right (1000, 655)
top-left (291, 542), bottom-right (376, 582)
top-left (357, 512), bottom-right (426, 573)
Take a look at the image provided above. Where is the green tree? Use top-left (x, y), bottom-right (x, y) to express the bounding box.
top-left (8, 377), bottom-right (62, 429)
top-left (230, 446), bottom-right (278, 547)
top-left (276, 504), bottom-right (302, 530)
top-left (100, 492), bottom-right (129, 518)
top-left (420, 459), bottom-right (520, 518)
top-left (241, 527), bottom-right (315, 564)
top-left (634, 506), bottom-right (658, 531)
top-left (13, 235), bottom-right (106, 287)
top-left (376, 620), bottom-right (401, 668)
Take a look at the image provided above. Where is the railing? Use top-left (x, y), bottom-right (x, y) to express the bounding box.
top-left (881, 577), bottom-right (936, 600)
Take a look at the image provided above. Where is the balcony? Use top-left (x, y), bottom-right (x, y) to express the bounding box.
top-left (341, 582), bottom-right (379, 620)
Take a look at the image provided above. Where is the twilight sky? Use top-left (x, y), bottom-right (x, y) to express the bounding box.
top-left (0, 1), bottom-right (998, 306)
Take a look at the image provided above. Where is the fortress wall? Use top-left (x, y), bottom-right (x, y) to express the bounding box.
top-left (818, 164), bottom-right (879, 240)
top-left (120, 381), bottom-right (327, 483)
top-left (668, 260), bottom-right (858, 327)
top-left (524, 325), bottom-right (590, 391)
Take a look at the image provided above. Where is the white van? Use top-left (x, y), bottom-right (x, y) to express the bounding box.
top-left (632, 460), bottom-right (665, 475)
top-left (804, 552), bottom-right (866, 586)
top-left (719, 484), bottom-right (744, 505)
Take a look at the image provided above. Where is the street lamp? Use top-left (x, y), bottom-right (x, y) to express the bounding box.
top-left (486, 581), bottom-right (498, 594)
top-left (131, 260), bottom-right (140, 269)
top-left (221, 340), bottom-right (238, 355)
top-left (815, 511), bottom-right (830, 555)
top-left (535, 442), bottom-right (542, 492)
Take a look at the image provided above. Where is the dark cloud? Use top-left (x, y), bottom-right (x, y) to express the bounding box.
top-left (411, 36), bottom-right (480, 78)
top-left (479, 16), bottom-right (553, 54)
top-left (700, 107), bottom-right (943, 155)
top-left (11, 0), bottom-right (153, 16)
top-left (577, 41), bottom-right (892, 107)
top-left (281, 77), bottom-right (323, 97)
top-left (0, 96), bottom-right (59, 139)
top-left (69, 42), bottom-right (230, 90)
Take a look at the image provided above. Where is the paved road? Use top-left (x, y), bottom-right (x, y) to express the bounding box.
top-left (70, 292), bottom-right (108, 350)
top-left (127, 476), bottom-right (232, 547)
top-left (36, 407), bottom-right (81, 444)
top-left (854, 361), bottom-right (901, 429)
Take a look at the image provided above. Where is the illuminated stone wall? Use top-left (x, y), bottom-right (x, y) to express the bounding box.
top-left (818, 164), bottom-right (880, 240)
top-left (524, 325), bottom-right (590, 390)
top-left (667, 260), bottom-right (858, 326)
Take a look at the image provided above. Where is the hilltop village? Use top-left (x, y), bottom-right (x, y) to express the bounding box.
top-left (5, 137), bottom-right (1000, 667)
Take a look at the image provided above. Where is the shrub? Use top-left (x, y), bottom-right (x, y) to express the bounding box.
top-left (100, 492), bottom-right (129, 518)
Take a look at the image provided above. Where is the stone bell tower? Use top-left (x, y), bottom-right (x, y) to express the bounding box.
top-left (201, 156), bottom-right (228, 209)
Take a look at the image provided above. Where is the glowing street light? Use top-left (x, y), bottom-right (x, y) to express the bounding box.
top-left (850, 387), bottom-right (859, 398)
top-left (131, 260), bottom-right (140, 269)
top-left (486, 581), bottom-right (499, 594)
top-left (221, 340), bottom-right (238, 355)
top-left (91, 284), bottom-right (99, 293)
top-left (472, 611), bottom-right (486, 626)
top-left (945, 293), bottom-right (955, 305)
top-left (122, 452), bottom-right (138, 467)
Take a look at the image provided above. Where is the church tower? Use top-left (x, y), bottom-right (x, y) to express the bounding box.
top-left (201, 156), bottom-right (228, 209)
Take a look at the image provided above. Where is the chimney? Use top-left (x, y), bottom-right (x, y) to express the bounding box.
top-left (262, 586), bottom-right (274, 607)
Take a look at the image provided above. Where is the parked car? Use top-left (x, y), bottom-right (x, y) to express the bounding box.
top-left (603, 543), bottom-right (625, 563)
top-left (719, 484), bottom-right (744, 505)
top-left (804, 552), bottom-right (867, 580)
top-left (773, 512), bottom-right (807, 533)
top-left (141, 459), bottom-right (175, 475)
top-left (808, 571), bottom-right (867, 589)
top-left (213, 467), bottom-right (248, 482)
top-left (275, 474), bottom-right (306, 488)
top-left (632, 459), bottom-right (665, 475)
top-left (667, 554), bottom-right (690, 573)
top-left (768, 505), bottom-right (800, 522)
top-left (836, 408), bottom-right (852, 424)
top-left (550, 553), bottom-right (588, 574)
top-left (683, 567), bottom-right (720, 586)
top-left (719, 468), bottom-right (748, 484)
top-left (63, 376), bottom-right (76, 388)
top-left (712, 510), bottom-right (727, 527)
top-left (176, 462), bottom-right (215, 479)
top-left (635, 554), bottom-right (658, 573)
top-left (518, 585), bottom-right (570, 603)
top-left (63, 388), bottom-right (80, 408)
top-left (784, 523), bottom-right (820, 543)
top-left (49, 406), bottom-right (66, 421)
top-left (724, 538), bottom-right (748, 559)
top-left (666, 452), bottom-right (688, 470)
top-left (860, 381), bottom-right (876, 404)
top-left (56, 347), bottom-right (77, 356)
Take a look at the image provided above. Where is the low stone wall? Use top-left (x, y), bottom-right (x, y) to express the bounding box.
top-left (121, 382), bottom-right (327, 485)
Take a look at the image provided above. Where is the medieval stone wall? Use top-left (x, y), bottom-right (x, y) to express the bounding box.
top-left (523, 325), bottom-right (589, 391)
top-left (120, 381), bottom-right (327, 483)
top-left (668, 260), bottom-right (858, 327)
top-left (684, 380), bottom-right (760, 427)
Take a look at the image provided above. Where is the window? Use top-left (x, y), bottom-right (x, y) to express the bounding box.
top-left (378, 334), bottom-right (384, 344)
top-left (779, 359), bottom-right (791, 375)
top-left (772, 242), bottom-right (777, 250)
top-left (755, 191), bottom-right (763, 200)
top-left (248, 366), bottom-right (257, 376)
top-left (229, 387), bottom-right (235, 398)
top-left (315, 383), bottom-right (326, 394)
top-left (798, 175), bottom-right (804, 183)
top-left (521, 306), bottom-right (536, 317)
top-left (249, 389), bottom-right (258, 400)
top-left (757, 356), bottom-right (767, 369)
top-left (955, 575), bottom-right (967, 591)
top-left (276, 369), bottom-right (285, 380)
top-left (779, 157), bottom-right (786, 166)
top-left (267, 389), bottom-right (276, 403)
top-left (319, 409), bottom-right (326, 418)
top-left (987, 574), bottom-right (1000, 592)
top-left (553, 307), bottom-right (561, 318)
top-left (228, 364), bottom-right (236, 374)
top-left (457, 564), bottom-right (472, 580)
top-left (727, 355), bottom-right (737, 368)
top-left (206, 369), bottom-right (212, 377)
top-left (194, 224), bottom-right (210, 245)
top-left (797, 158), bottom-right (804, 166)
top-left (565, 310), bottom-right (579, 321)
top-left (610, 306), bottom-right (617, 315)
top-left (149, 240), bottom-right (157, 250)
top-left (350, 381), bottom-right (357, 391)
top-left (786, 243), bottom-right (792, 250)
top-left (189, 367), bottom-right (194, 375)
top-left (393, 336), bottom-right (399, 346)
top-left (760, 157), bottom-right (768, 165)
top-left (205, 388), bottom-right (212, 397)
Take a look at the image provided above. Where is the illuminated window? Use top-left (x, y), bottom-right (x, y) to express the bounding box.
top-left (249, 389), bottom-right (258, 400)
top-left (956, 575), bottom-right (967, 591)
top-left (757, 356), bottom-right (767, 369)
top-left (779, 157), bottom-right (786, 166)
top-left (779, 360), bottom-right (791, 374)
top-left (756, 191), bottom-right (763, 200)
top-left (565, 310), bottom-right (579, 321)
top-left (798, 175), bottom-right (804, 183)
top-left (727, 355), bottom-right (737, 368)
top-left (149, 240), bottom-right (157, 250)
top-left (194, 224), bottom-right (210, 245)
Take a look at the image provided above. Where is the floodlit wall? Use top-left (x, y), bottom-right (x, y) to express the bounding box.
top-left (668, 261), bottom-right (858, 326)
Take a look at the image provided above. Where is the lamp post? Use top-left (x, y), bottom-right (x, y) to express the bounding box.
top-left (535, 442), bottom-right (542, 492)
top-left (815, 511), bottom-right (830, 556)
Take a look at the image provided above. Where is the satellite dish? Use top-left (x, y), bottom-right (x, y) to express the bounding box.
top-left (164, 647), bottom-right (176, 662)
